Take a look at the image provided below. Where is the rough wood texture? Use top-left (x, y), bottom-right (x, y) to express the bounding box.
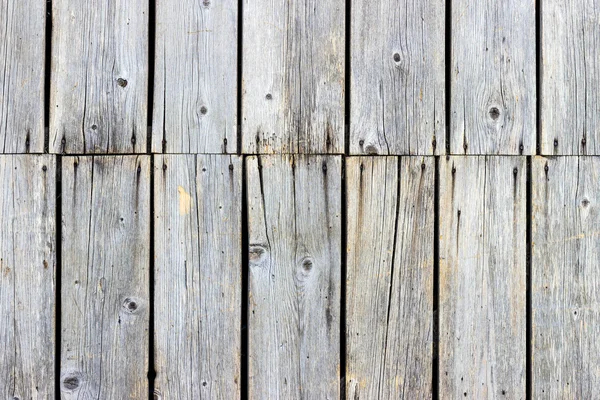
top-left (242, 1), bottom-right (344, 154)
top-left (451, 0), bottom-right (535, 155)
top-left (0, 155), bottom-right (56, 399)
top-left (0, 0), bottom-right (45, 153)
top-left (154, 154), bottom-right (242, 398)
top-left (50, 1), bottom-right (148, 154)
top-left (532, 156), bottom-right (600, 397)
top-left (60, 156), bottom-right (150, 398)
top-left (439, 156), bottom-right (526, 398)
top-left (346, 156), bottom-right (434, 399)
top-left (152, 1), bottom-right (237, 154)
top-left (247, 155), bottom-right (341, 398)
top-left (541, 2), bottom-right (600, 155)
top-left (350, 0), bottom-right (445, 155)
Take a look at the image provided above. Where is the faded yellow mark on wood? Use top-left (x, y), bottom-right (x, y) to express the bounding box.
top-left (178, 186), bottom-right (192, 215)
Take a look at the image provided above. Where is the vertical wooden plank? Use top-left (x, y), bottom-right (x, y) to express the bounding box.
top-left (346, 156), bottom-right (434, 398)
top-left (0, 1), bottom-right (45, 153)
top-left (152, 1), bottom-right (238, 154)
top-left (50, 1), bottom-right (148, 154)
top-left (532, 157), bottom-right (600, 397)
top-left (60, 156), bottom-right (150, 398)
top-left (541, 2), bottom-right (600, 155)
top-left (451, 0), bottom-right (535, 155)
top-left (242, 2), bottom-right (344, 154)
top-left (350, 1), bottom-right (445, 155)
top-left (439, 156), bottom-right (526, 398)
top-left (247, 155), bottom-right (341, 398)
top-left (0, 155), bottom-right (55, 398)
top-left (153, 154), bottom-right (242, 398)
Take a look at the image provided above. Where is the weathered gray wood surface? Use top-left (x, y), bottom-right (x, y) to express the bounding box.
top-left (532, 156), bottom-right (600, 397)
top-left (247, 155), bottom-right (341, 398)
top-left (50, 1), bottom-right (148, 154)
top-left (0, 1), bottom-right (45, 153)
top-left (439, 156), bottom-right (526, 398)
top-left (350, 1), bottom-right (445, 155)
top-left (152, 1), bottom-right (238, 154)
top-left (60, 156), bottom-right (150, 398)
top-left (451, 0), bottom-right (535, 155)
top-left (242, 1), bottom-right (344, 154)
top-left (0, 155), bottom-right (56, 399)
top-left (346, 156), bottom-right (434, 399)
top-left (154, 154), bottom-right (242, 398)
top-left (541, 2), bottom-right (600, 155)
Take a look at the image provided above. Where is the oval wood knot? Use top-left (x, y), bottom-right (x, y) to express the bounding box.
top-left (61, 371), bottom-right (83, 391)
top-left (249, 245), bottom-right (268, 265)
top-left (488, 107), bottom-right (501, 120)
top-left (122, 297), bottom-right (141, 313)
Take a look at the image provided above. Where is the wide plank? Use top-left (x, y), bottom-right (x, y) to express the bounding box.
top-left (60, 156), bottom-right (150, 398)
top-left (346, 156), bottom-right (434, 398)
top-left (242, 1), bottom-right (345, 154)
top-left (154, 154), bottom-right (242, 398)
top-left (0, 155), bottom-right (56, 399)
top-left (439, 156), bottom-right (526, 398)
top-left (247, 155), bottom-right (341, 398)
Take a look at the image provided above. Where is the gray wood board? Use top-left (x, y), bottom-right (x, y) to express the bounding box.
top-left (346, 156), bottom-right (434, 399)
top-left (350, 0), bottom-right (445, 155)
top-left (247, 155), bottom-right (341, 398)
top-left (242, 1), bottom-right (345, 154)
top-left (153, 154), bottom-right (242, 398)
top-left (0, 155), bottom-right (56, 399)
top-left (60, 156), bottom-right (150, 398)
top-left (439, 156), bottom-right (526, 398)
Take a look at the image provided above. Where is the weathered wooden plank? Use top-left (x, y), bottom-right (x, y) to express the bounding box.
top-left (152, 1), bottom-right (238, 154)
top-left (50, 1), bottom-right (148, 154)
top-left (541, 2), bottom-right (600, 155)
top-left (60, 156), bottom-right (150, 398)
top-left (350, 1), bottom-right (445, 155)
top-left (451, 0), bottom-right (535, 155)
top-left (242, 1), bottom-right (344, 154)
top-left (0, 1), bottom-right (45, 153)
top-left (0, 155), bottom-right (55, 399)
top-left (153, 154), bottom-right (242, 398)
top-left (439, 156), bottom-right (526, 398)
top-left (247, 155), bottom-right (341, 398)
top-left (346, 156), bottom-right (434, 399)
top-left (532, 156), bottom-right (600, 397)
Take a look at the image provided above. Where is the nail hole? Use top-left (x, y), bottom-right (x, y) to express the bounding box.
top-left (393, 53), bottom-right (401, 62)
top-left (91, 124), bottom-right (97, 130)
top-left (200, 106), bottom-right (208, 115)
top-left (302, 259), bottom-right (313, 271)
top-left (582, 199), bottom-right (590, 207)
top-left (554, 139), bottom-right (559, 147)
top-left (265, 93), bottom-right (273, 100)
top-left (123, 297), bottom-right (139, 313)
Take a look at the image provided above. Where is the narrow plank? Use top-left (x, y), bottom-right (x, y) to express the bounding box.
top-left (153, 154), bottom-right (242, 398)
top-left (451, 0), bottom-right (535, 155)
top-left (541, 2), bottom-right (600, 155)
top-left (532, 157), bottom-right (600, 397)
top-left (60, 156), bottom-right (150, 398)
top-left (152, 1), bottom-right (238, 154)
top-left (0, 155), bottom-right (55, 398)
top-left (50, 1), bottom-right (148, 154)
top-left (0, 1), bottom-right (45, 153)
top-left (346, 156), bottom-right (434, 398)
top-left (439, 156), bottom-right (526, 398)
top-left (242, 2), bottom-right (344, 154)
top-left (247, 155), bottom-right (341, 398)
top-left (350, 0), bottom-right (445, 155)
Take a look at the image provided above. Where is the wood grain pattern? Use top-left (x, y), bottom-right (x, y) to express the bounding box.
top-left (439, 156), bottom-right (526, 398)
top-left (152, 1), bottom-right (238, 154)
top-left (60, 156), bottom-right (150, 399)
top-left (242, 1), bottom-right (344, 154)
top-left (346, 156), bottom-right (434, 399)
top-left (532, 156), bottom-right (600, 397)
top-left (350, 0), bottom-right (445, 155)
top-left (541, 1), bottom-right (600, 155)
top-left (247, 155), bottom-right (341, 398)
top-left (154, 154), bottom-right (242, 398)
top-left (50, 0), bottom-right (148, 154)
top-left (0, 155), bottom-right (56, 399)
top-left (451, 0), bottom-right (535, 155)
top-left (0, 0), bottom-right (45, 153)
